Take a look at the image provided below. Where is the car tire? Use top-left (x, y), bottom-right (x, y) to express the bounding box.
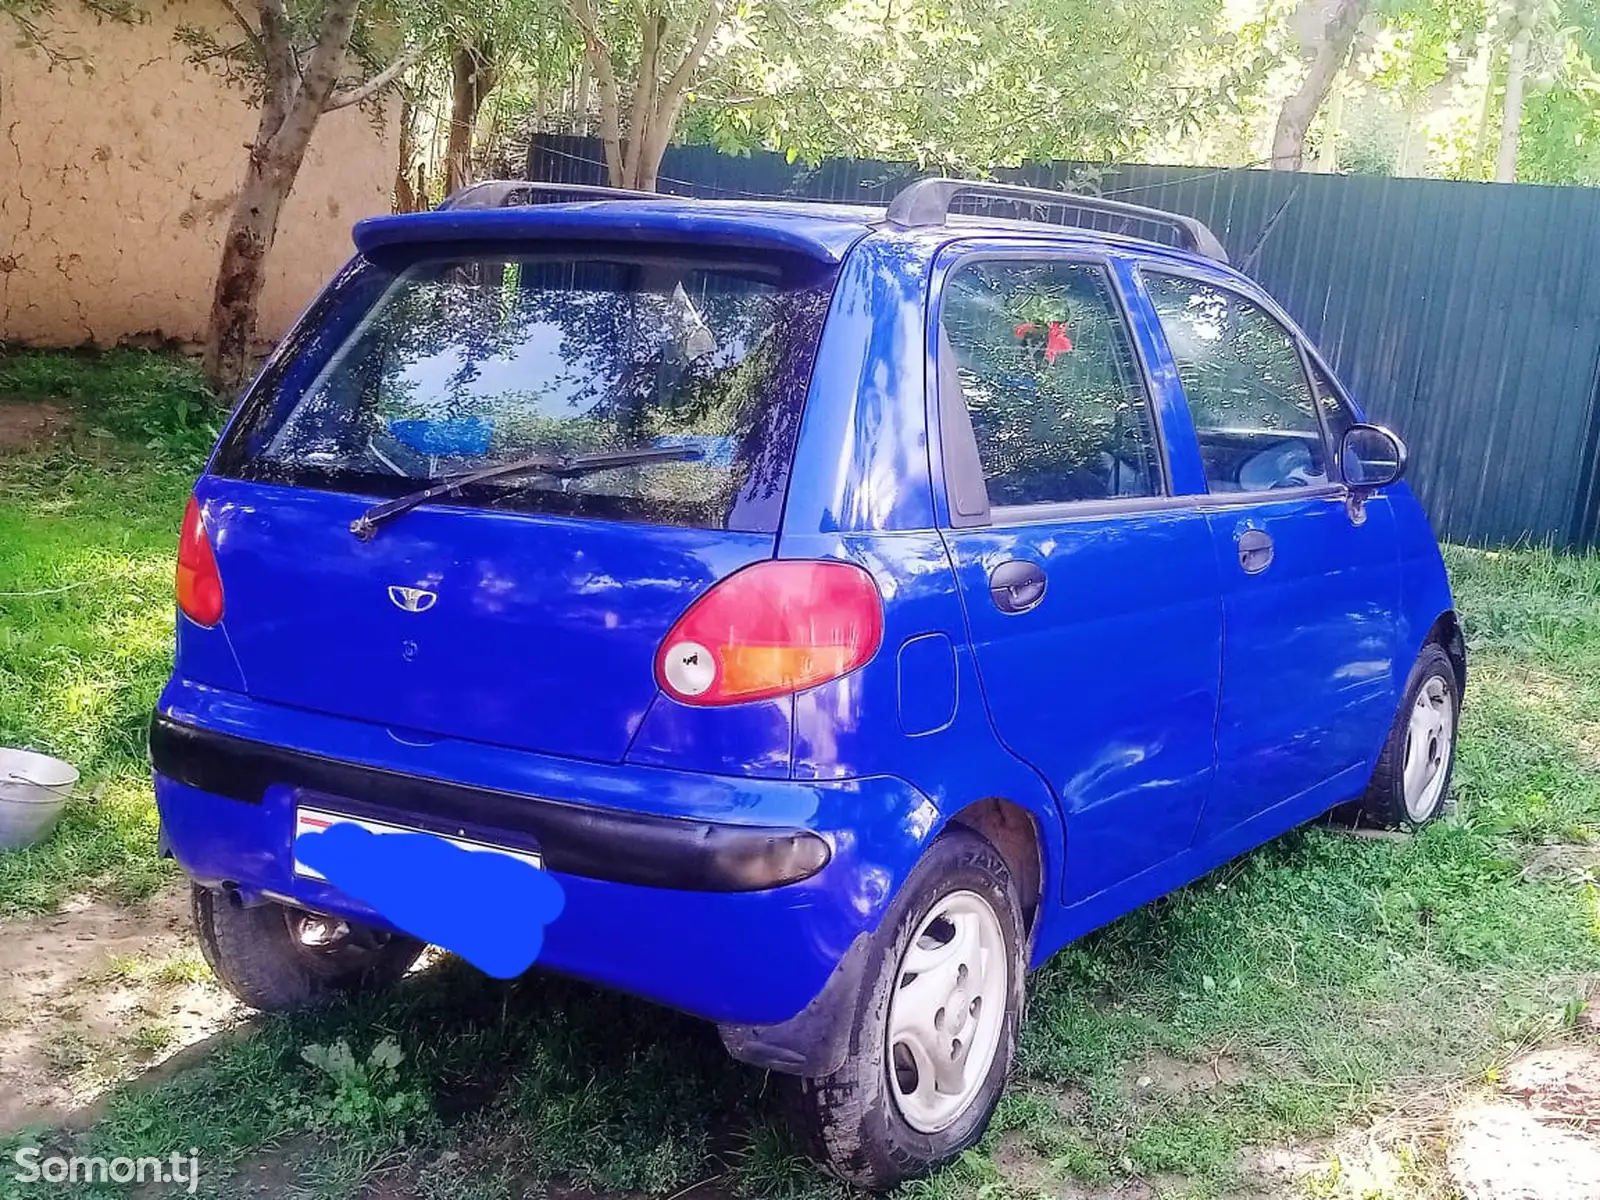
top-left (1358, 642), bottom-right (1460, 828)
top-left (785, 828), bottom-right (1026, 1191)
top-left (192, 885), bottom-right (424, 1012)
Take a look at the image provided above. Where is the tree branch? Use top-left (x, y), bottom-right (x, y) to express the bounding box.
top-left (252, 0), bottom-right (295, 138)
top-left (562, 0), bottom-right (625, 183)
top-left (593, 48), bottom-right (624, 184)
top-left (326, 39), bottom-right (430, 110)
top-left (217, 0), bottom-right (264, 60)
top-left (634, 0), bottom-right (722, 185)
top-left (255, 0), bottom-right (294, 82)
top-left (561, 0), bottom-right (610, 63)
top-left (267, 0), bottom-right (358, 163)
top-left (661, 0), bottom-right (722, 105)
top-left (1270, 0), bottom-right (1368, 170)
top-left (624, 8), bottom-right (664, 185)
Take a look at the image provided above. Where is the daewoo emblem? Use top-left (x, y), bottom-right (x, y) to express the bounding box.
top-left (388, 585), bottom-right (437, 614)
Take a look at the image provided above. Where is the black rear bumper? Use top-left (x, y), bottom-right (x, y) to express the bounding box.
top-left (149, 713), bottom-right (830, 893)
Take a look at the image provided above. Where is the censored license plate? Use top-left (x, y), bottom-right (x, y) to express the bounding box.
top-left (293, 806), bottom-right (543, 880)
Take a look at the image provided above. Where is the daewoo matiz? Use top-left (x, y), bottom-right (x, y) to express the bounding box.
top-left (152, 179), bottom-right (1463, 1188)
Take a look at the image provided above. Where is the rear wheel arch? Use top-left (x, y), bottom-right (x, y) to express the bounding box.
top-left (717, 793), bottom-right (1047, 1081)
top-left (947, 797), bottom-right (1043, 935)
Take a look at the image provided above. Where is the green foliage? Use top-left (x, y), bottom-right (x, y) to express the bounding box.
top-left (1515, 78), bottom-right (1600, 180)
top-left (170, 0), bottom-right (477, 109)
top-left (0, 0), bottom-right (142, 70)
top-left (286, 1037), bottom-right (436, 1139)
top-left (0, 349), bottom-right (221, 467)
top-left (694, 0), bottom-right (1230, 169)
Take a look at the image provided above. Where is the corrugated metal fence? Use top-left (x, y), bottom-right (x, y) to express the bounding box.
top-left (528, 135), bottom-right (1600, 548)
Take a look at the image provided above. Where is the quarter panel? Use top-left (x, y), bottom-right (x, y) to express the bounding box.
top-left (780, 235), bottom-right (938, 535)
top-left (174, 612), bottom-right (249, 694)
top-left (781, 529), bottom-right (1067, 946)
top-left (625, 694), bottom-right (795, 778)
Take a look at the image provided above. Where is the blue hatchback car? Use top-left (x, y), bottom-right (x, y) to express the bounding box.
top-left (153, 179), bottom-right (1463, 1187)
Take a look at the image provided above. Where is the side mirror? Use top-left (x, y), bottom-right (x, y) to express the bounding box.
top-left (1340, 424), bottom-right (1407, 489)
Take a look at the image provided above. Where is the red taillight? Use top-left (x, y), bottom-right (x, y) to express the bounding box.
top-left (176, 496), bottom-right (224, 627)
top-left (655, 560), bottom-right (884, 706)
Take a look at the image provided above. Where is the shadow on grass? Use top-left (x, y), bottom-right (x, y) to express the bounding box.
top-left (9, 953), bottom-right (786, 1199)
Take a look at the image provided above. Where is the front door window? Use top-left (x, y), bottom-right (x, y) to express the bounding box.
top-left (1145, 274), bottom-right (1330, 494)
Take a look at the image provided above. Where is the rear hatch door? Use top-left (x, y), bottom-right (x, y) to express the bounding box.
top-left (201, 238), bottom-right (835, 762)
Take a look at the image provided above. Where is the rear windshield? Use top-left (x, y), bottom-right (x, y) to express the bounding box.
top-left (214, 248), bottom-right (836, 531)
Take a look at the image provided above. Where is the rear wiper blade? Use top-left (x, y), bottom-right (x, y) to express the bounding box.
top-left (349, 446), bottom-right (702, 540)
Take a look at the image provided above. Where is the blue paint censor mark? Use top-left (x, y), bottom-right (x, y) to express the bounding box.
top-left (294, 824), bottom-right (565, 979)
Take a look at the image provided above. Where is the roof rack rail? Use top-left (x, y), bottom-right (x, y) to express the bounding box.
top-left (885, 178), bottom-right (1228, 264)
top-left (436, 180), bottom-right (672, 210)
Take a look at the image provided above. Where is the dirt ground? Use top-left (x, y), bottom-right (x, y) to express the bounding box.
top-left (0, 399), bottom-right (71, 453)
top-left (1449, 1042), bottom-right (1600, 1200)
top-left (1, 881), bottom-right (1597, 1197)
top-left (989, 1033), bottom-right (1600, 1199)
top-left (0, 883), bottom-right (240, 1132)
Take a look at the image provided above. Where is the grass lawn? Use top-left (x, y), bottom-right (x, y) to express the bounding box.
top-left (1, 351), bottom-right (1597, 1199)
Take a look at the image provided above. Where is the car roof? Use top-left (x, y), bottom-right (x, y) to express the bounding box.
top-left (352, 182), bottom-right (1232, 275)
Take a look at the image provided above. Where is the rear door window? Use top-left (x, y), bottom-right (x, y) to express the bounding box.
top-left (215, 251), bottom-right (835, 531)
top-left (939, 257), bottom-right (1164, 509)
top-left (1145, 273), bottom-right (1331, 494)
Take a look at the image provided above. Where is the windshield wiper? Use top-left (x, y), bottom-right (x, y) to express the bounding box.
top-left (349, 446), bottom-right (703, 540)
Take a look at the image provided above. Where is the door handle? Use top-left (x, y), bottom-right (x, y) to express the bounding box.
top-left (988, 560), bottom-right (1047, 613)
top-left (1237, 529), bottom-right (1274, 574)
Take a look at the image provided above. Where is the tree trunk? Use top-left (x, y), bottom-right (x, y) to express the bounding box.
top-left (1395, 100), bottom-right (1421, 175)
top-left (636, 87), bottom-right (690, 191)
top-left (1473, 49), bottom-right (1496, 179)
top-left (202, 0), bottom-right (364, 396)
top-left (620, 15), bottom-right (665, 188)
top-left (394, 91), bottom-right (419, 212)
top-left (636, 140), bottom-right (664, 191)
top-left (1271, 0), bottom-right (1369, 171)
top-left (1315, 68), bottom-right (1344, 172)
top-left (565, 0), bottom-right (719, 192)
top-left (204, 159), bottom-right (301, 396)
top-left (573, 59), bottom-right (591, 133)
top-left (446, 39), bottom-right (497, 195)
top-left (584, 45), bottom-right (626, 185)
top-left (1496, 25), bottom-right (1531, 182)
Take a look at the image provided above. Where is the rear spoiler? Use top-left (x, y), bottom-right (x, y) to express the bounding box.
top-left (352, 205), bottom-right (868, 265)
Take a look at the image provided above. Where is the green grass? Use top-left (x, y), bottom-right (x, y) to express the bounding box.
top-left (0, 347), bottom-right (219, 465)
top-left (0, 349), bottom-right (220, 913)
top-left (0, 457), bottom-right (189, 911)
top-left (1, 351), bottom-right (1597, 1199)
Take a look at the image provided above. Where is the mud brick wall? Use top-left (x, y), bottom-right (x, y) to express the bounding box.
top-left (0, 2), bottom-right (398, 347)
